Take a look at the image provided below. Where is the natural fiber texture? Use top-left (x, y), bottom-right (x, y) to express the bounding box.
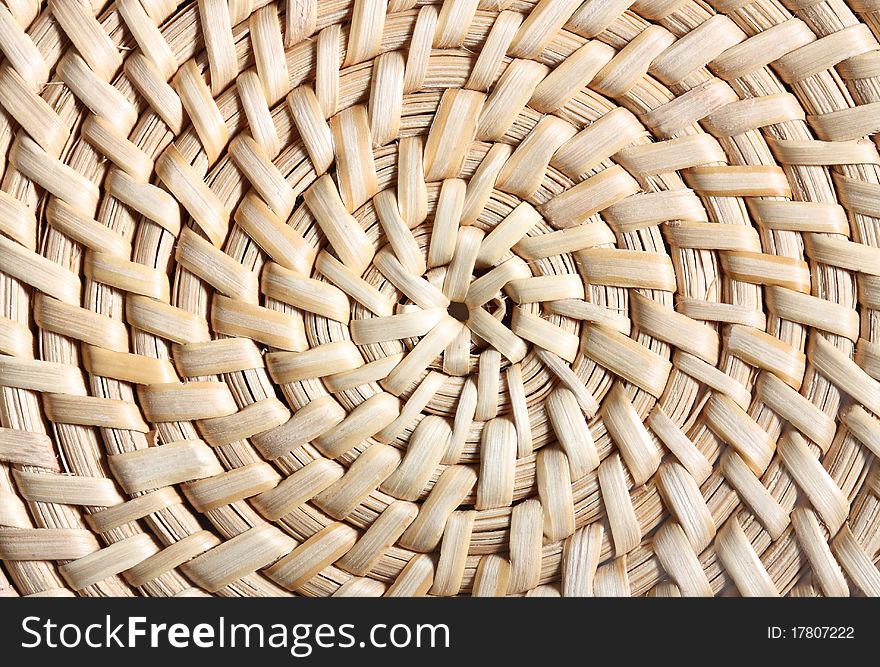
top-left (0, 0), bottom-right (879, 598)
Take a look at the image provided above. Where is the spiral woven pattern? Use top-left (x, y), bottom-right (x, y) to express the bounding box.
top-left (0, 0), bottom-right (879, 598)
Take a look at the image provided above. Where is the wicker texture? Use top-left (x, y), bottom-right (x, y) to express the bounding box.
top-left (0, 0), bottom-right (879, 598)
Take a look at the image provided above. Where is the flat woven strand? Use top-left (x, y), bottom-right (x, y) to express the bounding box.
top-left (0, 0), bottom-right (878, 598)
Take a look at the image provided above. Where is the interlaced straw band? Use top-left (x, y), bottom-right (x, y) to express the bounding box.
top-left (0, 0), bottom-right (879, 598)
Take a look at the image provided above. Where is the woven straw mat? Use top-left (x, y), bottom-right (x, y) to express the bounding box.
top-left (0, 0), bottom-right (879, 599)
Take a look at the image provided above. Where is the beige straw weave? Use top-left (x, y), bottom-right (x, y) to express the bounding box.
top-left (0, 0), bottom-right (879, 598)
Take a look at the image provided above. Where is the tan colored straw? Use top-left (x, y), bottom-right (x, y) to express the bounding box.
top-left (0, 0), bottom-right (878, 598)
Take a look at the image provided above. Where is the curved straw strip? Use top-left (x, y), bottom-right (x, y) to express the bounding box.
top-left (0, 0), bottom-right (877, 598)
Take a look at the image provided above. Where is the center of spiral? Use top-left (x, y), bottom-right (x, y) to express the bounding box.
top-left (447, 301), bottom-right (470, 323)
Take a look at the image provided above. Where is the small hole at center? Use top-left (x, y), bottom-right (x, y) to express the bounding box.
top-left (447, 301), bottom-right (469, 323)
